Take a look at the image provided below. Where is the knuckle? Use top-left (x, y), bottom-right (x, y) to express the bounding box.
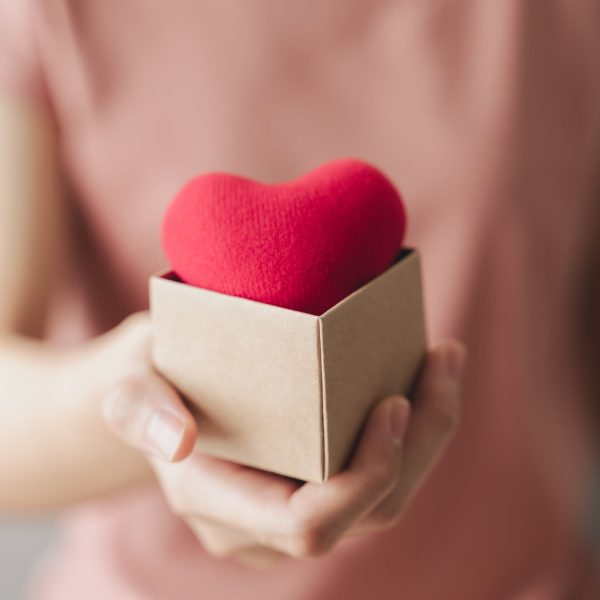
top-left (120, 312), bottom-right (150, 334)
top-left (110, 313), bottom-right (151, 364)
top-left (368, 460), bottom-right (401, 495)
top-left (287, 517), bottom-right (334, 558)
top-left (192, 529), bottom-right (236, 559)
top-left (102, 375), bottom-right (152, 427)
top-left (428, 395), bottom-right (460, 436)
top-left (201, 540), bottom-right (236, 559)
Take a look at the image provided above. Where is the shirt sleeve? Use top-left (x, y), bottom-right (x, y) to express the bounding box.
top-left (0, 0), bottom-right (47, 103)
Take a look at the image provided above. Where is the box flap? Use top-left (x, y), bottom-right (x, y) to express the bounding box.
top-left (318, 250), bottom-right (426, 478)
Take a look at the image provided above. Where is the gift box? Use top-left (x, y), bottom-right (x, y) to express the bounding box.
top-left (150, 248), bottom-right (426, 483)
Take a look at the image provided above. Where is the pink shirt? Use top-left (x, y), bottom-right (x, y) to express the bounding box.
top-left (2, 1), bottom-right (600, 598)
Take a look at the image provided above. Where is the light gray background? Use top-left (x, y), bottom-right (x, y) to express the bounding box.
top-left (0, 519), bottom-right (57, 600)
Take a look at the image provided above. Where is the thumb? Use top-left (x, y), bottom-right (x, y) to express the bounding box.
top-left (102, 373), bottom-right (197, 462)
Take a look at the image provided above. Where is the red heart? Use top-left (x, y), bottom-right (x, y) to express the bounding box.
top-left (161, 159), bottom-right (406, 315)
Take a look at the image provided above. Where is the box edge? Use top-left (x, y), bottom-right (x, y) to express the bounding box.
top-left (317, 318), bottom-right (328, 482)
top-left (149, 269), bottom-right (320, 324)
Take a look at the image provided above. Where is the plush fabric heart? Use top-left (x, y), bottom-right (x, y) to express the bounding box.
top-left (162, 159), bottom-right (406, 315)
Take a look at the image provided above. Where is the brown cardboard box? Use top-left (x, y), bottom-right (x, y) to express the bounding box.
top-left (150, 249), bottom-right (426, 482)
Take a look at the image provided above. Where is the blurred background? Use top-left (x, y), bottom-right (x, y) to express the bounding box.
top-left (0, 519), bottom-right (56, 598)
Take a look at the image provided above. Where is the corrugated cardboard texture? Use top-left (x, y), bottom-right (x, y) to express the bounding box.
top-left (318, 251), bottom-right (426, 477)
top-left (150, 249), bottom-right (426, 483)
top-left (151, 280), bottom-right (325, 481)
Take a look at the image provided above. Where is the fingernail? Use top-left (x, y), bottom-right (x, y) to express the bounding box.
top-left (390, 397), bottom-right (410, 445)
top-left (144, 410), bottom-right (185, 461)
top-left (445, 344), bottom-right (467, 380)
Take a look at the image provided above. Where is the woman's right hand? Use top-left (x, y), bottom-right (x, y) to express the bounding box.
top-left (102, 328), bottom-right (465, 568)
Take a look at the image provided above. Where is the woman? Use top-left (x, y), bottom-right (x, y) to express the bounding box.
top-left (1, 1), bottom-right (599, 598)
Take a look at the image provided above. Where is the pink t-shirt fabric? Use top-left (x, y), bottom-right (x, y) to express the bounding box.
top-left (2, 1), bottom-right (600, 598)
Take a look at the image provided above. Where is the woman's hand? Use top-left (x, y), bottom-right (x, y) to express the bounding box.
top-left (103, 327), bottom-right (466, 567)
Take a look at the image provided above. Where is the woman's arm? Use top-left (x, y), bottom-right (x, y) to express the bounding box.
top-left (0, 96), bottom-right (151, 512)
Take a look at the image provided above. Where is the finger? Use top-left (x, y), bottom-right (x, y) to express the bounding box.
top-left (151, 452), bottom-right (301, 536)
top-left (188, 516), bottom-right (287, 568)
top-left (102, 372), bottom-right (197, 462)
top-left (357, 340), bottom-right (466, 531)
top-left (150, 380), bottom-right (411, 559)
top-left (400, 340), bottom-right (465, 496)
top-left (152, 394), bottom-right (410, 558)
top-left (273, 395), bottom-right (411, 556)
top-left (189, 516), bottom-right (260, 557)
